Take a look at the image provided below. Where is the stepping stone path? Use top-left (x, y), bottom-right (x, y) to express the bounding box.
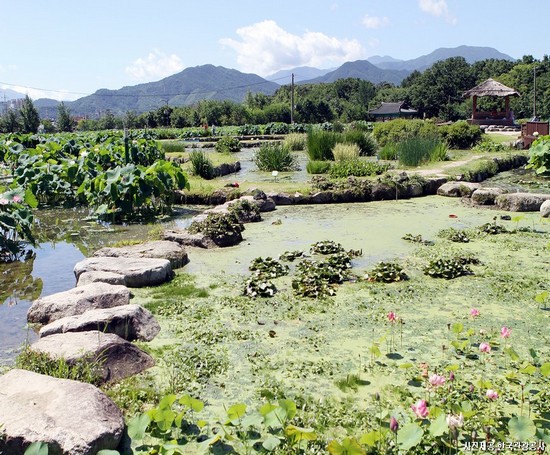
top-left (496, 192), bottom-right (550, 212)
top-left (0, 369), bottom-right (124, 454)
top-left (31, 331), bottom-right (155, 383)
top-left (75, 256), bottom-right (173, 287)
top-left (27, 282), bottom-right (130, 325)
top-left (39, 304), bottom-right (160, 342)
top-left (437, 181), bottom-right (481, 198)
top-left (93, 240), bottom-right (189, 269)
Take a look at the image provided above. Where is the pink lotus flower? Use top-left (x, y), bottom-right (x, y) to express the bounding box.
top-left (500, 326), bottom-right (511, 339)
top-left (387, 311), bottom-right (397, 323)
top-left (12, 195), bottom-right (22, 203)
top-left (449, 371), bottom-right (456, 382)
top-left (429, 374), bottom-right (446, 388)
top-left (486, 389), bottom-right (498, 400)
top-left (470, 308), bottom-right (480, 318)
top-left (479, 342), bottom-right (491, 353)
top-left (446, 413), bottom-right (464, 429)
top-left (0, 198), bottom-right (9, 205)
top-left (390, 416), bottom-right (399, 433)
top-left (411, 399), bottom-right (429, 418)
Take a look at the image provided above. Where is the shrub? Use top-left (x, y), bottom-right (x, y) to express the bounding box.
top-left (526, 137), bottom-right (550, 174)
top-left (306, 130), bottom-right (338, 161)
top-left (160, 140), bottom-right (185, 154)
top-left (472, 138), bottom-right (507, 153)
top-left (333, 143), bottom-right (360, 161)
top-left (378, 143), bottom-right (399, 160)
top-left (284, 133), bottom-right (306, 151)
top-left (189, 150), bottom-right (215, 179)
top-left (397, 135), bottom-right (447, 167)
top-left (439, 121), bottom-right (482, 149)
top-left (329, 159), bottom-right (390, 178)
top-left (238, 124), bottom-right (262, 135)
top-left (372, 119), bottom-right (439, 147)
top-left (306, 160), bottom-right (332, 174)
top-left (215, 136), bottom-right (241, 154)
top-left (264, 122), bottom-right (289, 135)
top-left (342, 130), bottom-right (378, 156)
top-left (253, 142), bottom-right (298, 171)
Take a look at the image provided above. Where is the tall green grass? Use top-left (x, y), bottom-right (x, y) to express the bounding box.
top-left (306, 160), bottom-right (332, 174)
top-left (160, 140), bottom-right (186, 154)
top-left (397, 136), bottom-right (448, 167)
top-left (189, 150), bottom-right (215, 179)
top-left (284, 133), bottom-right (307, 151)
top-left (306, 130), bottom-right (338, 161)
top-left (253, 142), bottom-right (298, 171)
top-left (333, 143), bottom-right (360, 161)
top-left (342, 130), bottom-right (378, 156)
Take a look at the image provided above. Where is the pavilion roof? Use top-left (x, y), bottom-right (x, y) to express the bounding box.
top-left (463, 78), bottom-right (520, 98)
top-left (369, 101), bottom-right (417, 115)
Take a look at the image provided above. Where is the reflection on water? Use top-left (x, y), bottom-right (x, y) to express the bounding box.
top-left (0, 206), bottom-right (199, 365)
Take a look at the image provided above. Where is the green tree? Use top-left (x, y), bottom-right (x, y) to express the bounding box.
top-left (0, 109), bottom-right (21, 133)
top-left (56, 102), bottom-right (74, 132)
top-left (19, 95), bottom-right (40, 133)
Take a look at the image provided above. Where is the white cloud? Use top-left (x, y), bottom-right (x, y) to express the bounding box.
top-left (362, 15), bottom-right (389, 29)
top-left (125, 49), bottom-right (184, 81)
top-left (368, 38), bottom-right (380, 48)
top-left (220, 20), bottom-right (365, 76)
top-left (418, 0), bottom-right (457, 23)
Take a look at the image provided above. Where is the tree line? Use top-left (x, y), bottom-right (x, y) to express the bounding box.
top-left (1, 55), bottom-right (549, 134)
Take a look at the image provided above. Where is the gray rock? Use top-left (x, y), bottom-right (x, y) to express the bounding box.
top-left (76, 271), bottom-right (127, 287)
top-left (164, 229), bottom-right (217, 249)
top-left (471, 187), bottom-right (507, 205)
top-left (437, 181), bottom-right (481, 197)
top-left (27, 283), bottom-right (130, 325)
top-left (0, 369), bottom-right (124, 455)
top-left (541, 199), bottom-right (550, 218)
top-left (266, 192), bottom-right (294, 205)
top-left (495, 192), bottom-right (550, 212)
top-left (93, 240), bottom-right (188, 269)
top-left (39, 304), bottom-right (160, 342)
top-left (74, 256), bottom-right (173, 287)
top-left (31, 331), bottom-right (155, 383)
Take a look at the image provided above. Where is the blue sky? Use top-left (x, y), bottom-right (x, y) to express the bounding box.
top-left (1, 0), bottom-right (548, 101)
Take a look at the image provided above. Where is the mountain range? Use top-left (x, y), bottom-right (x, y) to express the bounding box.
top-left (1, 46), bottom-right (515, 118)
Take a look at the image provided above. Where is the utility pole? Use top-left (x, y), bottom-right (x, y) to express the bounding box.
top-left (533, 64), bottom-right (537, 121)
top-left (290, 73), bottom-right (295, 124)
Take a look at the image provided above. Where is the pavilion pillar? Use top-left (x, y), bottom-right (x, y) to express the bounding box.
top-left (505, 96), bottom-right (510, 119)
top-left (472, 95), bottom-right (477, 119)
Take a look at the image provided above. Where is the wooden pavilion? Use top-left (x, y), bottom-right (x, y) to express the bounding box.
top-left (463, 78), bottom-right (520, 126)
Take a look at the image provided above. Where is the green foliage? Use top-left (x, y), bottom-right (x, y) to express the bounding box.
top-left (188, 212), bottom-right (243, 239)
top-left (227, 198), bottom-right (261, 222)
top-left (473, 138), bottom-right (508, 153)
top-left (23, 442), bottom-right (49, 455)
top-left (283, 133), bottom-right (306, 151)
top-left (253, 142), bottom-right (298, 172)
top-left (0, 186), bottom-right (37, 262)
top-left (249, 256), bottom-right (289, 278)
top-left (264, 122), bottom-right (290, 135)
top-left (15, 346), bottom-right (103, 386)
top-left (526, 137), bottom-right (550, 174)
top-left (278, 250), bottom-right (306, 262)
top-left (366, 261), bottom-right (408, 283)
top-left (306, 160), bottom-right (331, 174)
top-left (329, 159), bottom-right (390, 178)
top-left (342, 129), bottom-right (378, 156)
top-left (424, 257), bottom-right (473, 279)
top-left (56, 102), bottom-right (74, 132)
top-left (438, 227), bottom-right (470, 243)
top-left (378, 143), bottom-right (398, 160)
top-left (439, 121), bottom-right (482, 149)
top-left (189, 150), bottom-right (215, 179)
top-left (478, 222), bottom-right (509, 235)
top-left (160, 140), bottom-right (185, 154)
top-left (310, 240), bottom-right (345, 255)
top-left (333, 143), bottom-right (360, 162)
top-left (397, 135), bottom-right (448, 167)
top-left (372, 119), bottom-right (439, 148)
top-left (215, 136), bottom-right (241, 154)
top-left (20, 95), bottom-right (41, 134)
top-left (306, 129), bottom-right (338, 161)
top-left (243, 276), bottom-right (278, 298)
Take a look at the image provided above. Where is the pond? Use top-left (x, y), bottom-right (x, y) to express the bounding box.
top-left (0, 206), bottom-right (199, 365)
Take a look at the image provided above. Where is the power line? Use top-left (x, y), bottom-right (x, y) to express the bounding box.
top-left (0, 74), bottom-right (292, 100)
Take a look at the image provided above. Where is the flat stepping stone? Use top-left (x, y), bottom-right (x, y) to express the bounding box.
top-left (471, 187), bottom-right (507, 205)
top-left (77, 270), bottom-right (127, 287)
top-left (39, 304), bottom-right (161, 342)
top-left (75, 256), bottom-right (173, 287)
top-left (496, 192), bottom-right (550, 212)
top-left (27, 283), bottom-right (130, 325)
top-left (93, 240), bottom-right (189, 269)
top-left (164, 228), bottom-right (242, 249)
top-left (437, 181), bottom-right (481, 197)
top-left (31, 331), bottom-right (155, 383)
top-left (0, 369), bottom-right (124, 454)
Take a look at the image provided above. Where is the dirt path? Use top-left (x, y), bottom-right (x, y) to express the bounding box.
top-left (398, 155), bottom-right (483, 177)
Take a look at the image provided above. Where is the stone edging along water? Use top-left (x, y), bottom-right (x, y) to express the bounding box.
top-left (176, 154), bottom-right (530, 206)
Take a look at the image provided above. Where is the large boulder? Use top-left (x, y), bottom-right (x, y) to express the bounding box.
top-left (93, 240), bottom-right (189, 269)
top-left (31, 331), bottom-right (155, 383)
top-left (39, 304), bottom-right (160, 342)
top-left (437, 182), bottom-right (481, 198)
top-left (266, 191), bottom-right (294, 205)
top-left (27, 283), bottom-right (130, 325)
top-left (471, 187), bottom-right (507, 205)
top-left (0, 369), bottom-right (124, 455)
top-left (74, 256), bottom-right (173, 287)
top-left (76, 270), bottom-right (127, 287)
top-left (495, 192), bottom-right (550, 212)
top-left (541, 199), bottom-right (550, 218)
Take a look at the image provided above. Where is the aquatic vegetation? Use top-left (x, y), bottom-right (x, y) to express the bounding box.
top-left (248, 256), bottom-right (289, 278)
top-left (366, 261), bottom-right (408, 283)
top-left (423, 257), bottom-right (473, 279)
